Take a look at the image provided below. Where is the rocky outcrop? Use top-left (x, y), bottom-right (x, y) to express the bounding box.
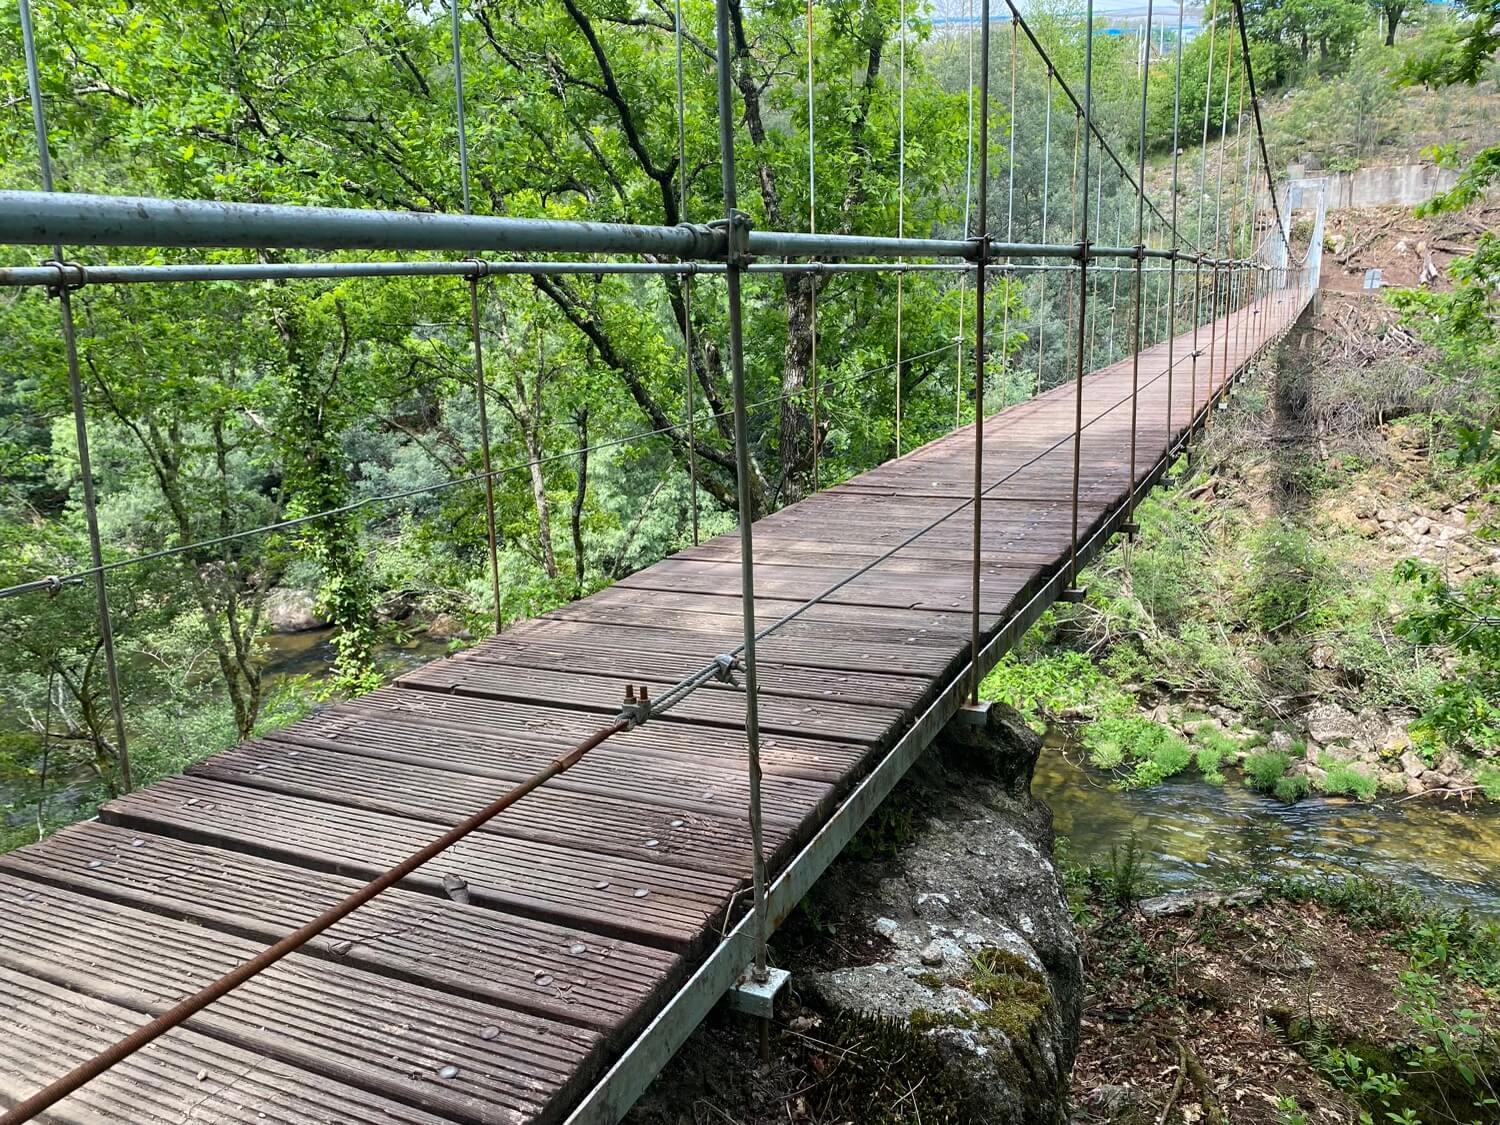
top-left (799, 704), bottom-right (1082, 1124)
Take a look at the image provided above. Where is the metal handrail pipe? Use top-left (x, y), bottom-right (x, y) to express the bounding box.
top-left (0, 190), bottom-right (731, 258)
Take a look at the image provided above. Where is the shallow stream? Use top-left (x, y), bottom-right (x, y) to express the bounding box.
top-left (1037, 749), bottom-right (1500, 914)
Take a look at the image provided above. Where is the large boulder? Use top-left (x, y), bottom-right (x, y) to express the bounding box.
top-left (800, 704), bottom-right (1081, 1125)
top-left (262, 587), bottom-right (326, 633)
top-left (1305, 702), bottom-right (1358, 745)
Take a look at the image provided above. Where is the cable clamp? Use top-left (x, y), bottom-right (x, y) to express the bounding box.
top-left (676, 221), bottom-right (721, 262)
top-left (711, 653), bottom-right (741, 687)
top-left (42, 575), bottom-right (63, 597)
top-left (41, 259), bottom-right (86, 297)
top-left (965, 234), bottom-right (992, 266)
top-left (1133, 243), bottom-right (1147, 263)
top-left (617, 684), bottom-right (653, 730)
top-left (707, 211), bottom-right (752, 267)
top-left (462, 256), bottom-right (490, 280)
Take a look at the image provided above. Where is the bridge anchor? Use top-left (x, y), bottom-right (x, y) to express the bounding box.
top-left (727, 964), bottom-right (790, 1019)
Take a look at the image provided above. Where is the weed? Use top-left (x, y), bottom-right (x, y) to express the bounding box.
top-left (1081, 716), bottom-right (1200, 789)
top-left (980, 650), bottom-right (1131, 732)
top-left (1274, 774), bottom-right (1311, 803)
top-left (845, 798), bottom-right (917, 861)
top-left (1245, 749), bottom-right (1294, 793)
top-left (1315, 757), bottom-right (1379, 801)
top-left (1093, 836), bottom-right (1153, 908)
top-left (809, 1011), bottom-right (983, 1123)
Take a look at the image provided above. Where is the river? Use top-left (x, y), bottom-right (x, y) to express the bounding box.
top-left (1037, 747), bottom-right (1500, 914)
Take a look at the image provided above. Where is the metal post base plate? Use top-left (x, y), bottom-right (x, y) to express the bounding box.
top-left (954, 699), bottom-right (994, 728)
top-left (726, 966), bottom-right (790, 1020)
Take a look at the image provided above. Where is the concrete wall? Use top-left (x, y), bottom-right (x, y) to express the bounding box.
top-left (1262, 163), bottom-right (1460, 212)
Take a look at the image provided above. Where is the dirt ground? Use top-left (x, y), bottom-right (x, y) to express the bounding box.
top-left (1316, 202), bottom-right (1498, 295)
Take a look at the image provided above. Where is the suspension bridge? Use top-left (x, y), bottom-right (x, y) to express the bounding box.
top-left (0, 0), bottom-right (1322, 1118)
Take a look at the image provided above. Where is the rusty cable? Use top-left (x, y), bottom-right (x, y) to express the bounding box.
top-left (0, 717), bottom-right (628, 1125)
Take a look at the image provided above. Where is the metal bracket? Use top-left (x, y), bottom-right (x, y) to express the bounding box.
top-left (1119, 521), bottom-right (1141, 537)
top-left (708, 210), bottom-right (752, 266)
top-left (726, 965), bottom-right (790, 1019)
top-left (953, 699), bottom-right (993, 728)
top-left (1059, 586), bottom-right (1088, 603)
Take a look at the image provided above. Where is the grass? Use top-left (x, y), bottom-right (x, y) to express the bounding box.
top-left (1315, 756), bottom-right (1380, 801)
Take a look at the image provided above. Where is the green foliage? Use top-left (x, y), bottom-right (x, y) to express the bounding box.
top-left (1274, 773), bottom-right (1311, 803)
top-left (1241, 523), bottom-right (1333, 634)
top-left (1082, 716), bottom-right (1199, 789)
top-left (1245, 749), bottom-right (1294, 793)
top-left (980, 648), bottom-right (1131, 732)
top-left (1314, 756), bottom-right (1379, 801)
top-left (808, 1011), bottom-right (983, 1124)
top-left (1095, 836), bottom-right (1154, 908)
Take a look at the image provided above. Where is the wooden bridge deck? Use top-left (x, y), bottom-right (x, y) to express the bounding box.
top-left (0, 292), bottom-right (1304, 1123)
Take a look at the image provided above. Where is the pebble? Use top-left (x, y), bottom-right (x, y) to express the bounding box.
top-left (480, 1026), bottom-right (500, 1041)
top-left (438, 1065), bottom-right (460, 1080)
top-left (633, 888), bottom-right (650, 898)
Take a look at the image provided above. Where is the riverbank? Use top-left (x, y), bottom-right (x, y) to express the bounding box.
top-left (1066, 867), bottom-right (1500, 1124)
top-left (983, 289), bottom-right (1499, 808)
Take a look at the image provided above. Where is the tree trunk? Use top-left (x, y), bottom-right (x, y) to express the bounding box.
top-left (572, 408), bottom-right (589, 593)
top-left (778, 273), bottom-right (817, 501)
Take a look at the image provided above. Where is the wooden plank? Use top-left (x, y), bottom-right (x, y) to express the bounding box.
top-left (0, 873), bottom-right (603, 1124)
top-left (281, 687), bottom-right (872, 783)
top-left (615, 558), bottom-right (1031, 615)
top-left (100, 776), bottom-right (740, 951)
top-left (187, 741), bottom-right (810, 873)
top-left (0, 964), bottom-right (454, 1125)
top-left (0, 823), bottom-right (679, 1034)
top-left (395, 659), bottom-right (906, 745)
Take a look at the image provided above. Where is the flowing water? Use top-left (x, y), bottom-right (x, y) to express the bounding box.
top-left (1037, 748), bottom-right (1500, 914)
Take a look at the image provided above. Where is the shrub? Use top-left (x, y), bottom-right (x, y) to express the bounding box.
top-left (1081, 717), bottom-right (1197, 789)
top-left (1478, 765), bottom-right (1500, 802)
top-left (1274, 774), bottom-right (1311, 803)
top-left (1245, 750), bottom-right (1293, 793)
top-left (1316, 757), bottom-right (1379, 801)
top-left (981, 650), bottom-right (1130, 731)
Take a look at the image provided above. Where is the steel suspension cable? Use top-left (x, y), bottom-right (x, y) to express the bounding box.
top-left (999, 0), bottom-right (1199, 255)
top-left (957, 0), bottom-right (976, 429)
top-left (1126, 0), bottom-right (1155, 529)
top-left (968, 0), bottom-right (992, 705)
top-left (451, 0), bottom-right (504, 635)
top-left (1164, 0), bottom-right (1185, 456)
top-left (1034, 67), bottom-right (1053, 396)
top-left (1001, 18), bottom-right (1017, 403)
top-left (1218, 45), bottom-right (1243, 402)
top-left (1065, 0), bottom-right (1097, 593)
top-left (676, 0), bottom-right (701, 542)
top-left (1230, 0), bottom-right (1292, 262)
top-left (805, 0), bottom-right (819, 490)
top-left (712, 0), bottom-right (770, 1023)
top-left (18, 0), bottom-right (131, 792)
top-left (895, 0), bottom-right (907, 457)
